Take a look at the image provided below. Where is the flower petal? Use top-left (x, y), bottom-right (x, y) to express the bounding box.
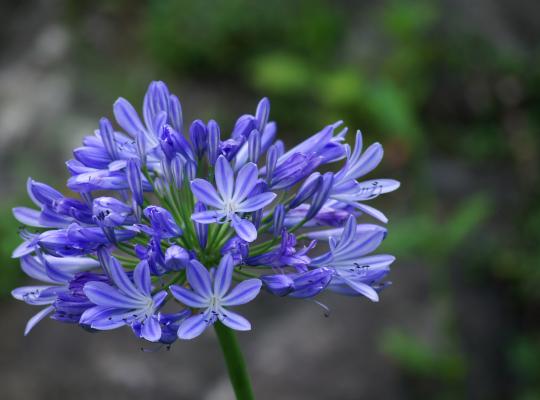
top-left (80, 305), bottom-right (125, 328)
top-left (113, 98), bottom-right (146, 138)
top-left (90, 317), bottom-right (127, 330)
top-left (12, 285), bottom-right (57, 305)
top-left (219, 308), bottom-right (251, 331)
top-left (190, 179), bottom-right (223, 209)
top-left (186, 260), bottom-right (212, 298)
top-left (237, 192), bottom-right (276, 213)
top-left (221, 279), bottom-right (262, 306)
top-left (305, 223), bottom-right (386, 241)
top-left (12, 239), bottom-right (37, 258)
top-left (140, 316), bottom-right (162, 342)
top-left (24, 305), bottom-right (54, 335)
top-left (105, 256), bottom-right (141, 299)
top-left (346, 142), bottom-right (383, 180)
top-left (339, 277), bottom-right (379, 302)
top-left (344, 231), bottom-right (385, 259)
top-left (352, 202), bottom-right (388, 224)
top-left (177, 313), bottom-right (210, 340)
top-left (13, 207), bottom-right (45, 227)
top-left (133, 262), bottom-right (151, 296)
top-left (152, 290), bottom-right (168, 309)
top-left (20, 256), bottom-right (56, 283)
top-left (191, 210), bottom-right (226, 224)
top-left (232, 162), bottom-right (258, 202)
top-left (215, 155), bottom-right (234, 201)
top-left (84, 281), bottom-right (142, 308)
top-left (170, 285), bottom-right (209, 308)
top-left (231, 215), bottom-right (257, 242)
top-left (213, 254), bottom-right (233, 298)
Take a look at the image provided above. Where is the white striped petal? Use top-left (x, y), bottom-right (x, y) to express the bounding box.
top-left (219, 308), bottom-right (251, 331)
top-left (177, 313), bottom-right (210, 340)
top-left (237, 192), bottom-right (276, 213)
top-left (232, 162), bottom-right (258, 202)
top-left (170, 285), bottom-right (208, 308)
top-left (221, 279), bottom-right (262, 306)
top-left (213, 254), bottom-right (233, 297)
top-left (191, 179), bottom-right (223, 209)
top-left (215, 156), bottom-right (234, 201)
top-left (186, 260), bottom-right (212, 298)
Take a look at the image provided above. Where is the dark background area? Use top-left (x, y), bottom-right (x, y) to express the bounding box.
top-left (0, 0), bottom-right (538, 399)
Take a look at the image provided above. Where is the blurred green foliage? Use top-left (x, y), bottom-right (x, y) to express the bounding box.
top-left (381, 329), bottom-right (466, 381)
top-left (144, 0), bottom-right (343, 76)
top-left (384, 194), bottom-right (492, 262)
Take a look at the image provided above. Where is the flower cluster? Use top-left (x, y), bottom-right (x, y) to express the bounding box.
top-left (12, 81), bottom-right (399, 344)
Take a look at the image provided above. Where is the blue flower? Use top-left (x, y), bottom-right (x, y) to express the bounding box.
top-left (80, 254), bottom-right (168, 342)
top-left (11, 81), bottom-right (399, 346)
top-left (310, 215), bottom-right (394, 301)
top-left (37, 224), bottom-right (136, 256)
top-left (134, 239), bottom-right (166, 276)
top-left (329, 131), bottom-right (400, 223)
top-left (53, 272), bottom-right (110, 323)
top-left (247, 231), bottom-right (315, 272)
top-left (164, 245), bottom-right (191, 271)
top-left (142, 205), bottom-right (183, 239)
top-left (11, 254), bottom-right (100, 334)
top-left (170, 254), bottom-right (262, 339)
top-left (261, 268), bottom-right (333, 298)
top-left (284, 201), bottom-right (353, 228)
top-left (13, 178), bottom-right (92, 229)
top-left (191, 155), bottom-right (276, 242)
top-left (113, 81), bottom-right (183, 151)
top-left (93, 197), bottom-right (135, 227)
top-left (221, 236), bottom-right (249, 265)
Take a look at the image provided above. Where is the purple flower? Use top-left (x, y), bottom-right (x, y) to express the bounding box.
top-left (113, 81), bottom-right (182, 151)
top-left (11, 254), bottom-right (99, 334)
top-left (247, 231), bottom-right (315, 272)
top-left (221, 236), bottom-right (249, 265)
top-left (38, 224), bottom-right (136, 256)
top-left (269, 152), bottom-right (323, 190)
top-left (53, 272), bottom-right (110, 323)
top-left (284, 201), bottom-right (352, 228)
top-left (156, 310), bottom-right (192, 345)
top-left (10, 81), bottom-right (400, 349)
top-left (13, 178), bottom-right (93, 229)
top-left (143, 205), bottom-right (182, 239)
top-left (278, 121), bottom-right (347, 166)
top-left (329, 131), bottom-right (400, 223)
top-left (310, 215), bottom-right (394, 301)
top-left (93, 197), bottom-right (134, 227)
top-left (191, 155), bottom-right (276, 242)
top-left (164, 245), bottom-right (191, 271)
top-left (81, 255), bottom-right (168, 342)
top-left (189, 120), bottom-right (208, 159)
top-left (170, 254), bottom-right (262, 339)
top-left (159, 124), bottom-right (194, 162)
top-left (193, 202), bottom-right (208, 249)
top-left (261, 268), bottom-right (333, 298)
top-left (135, 239), bottom-right (166, 276)
top-left (126, 158), bottom-right (144, 209)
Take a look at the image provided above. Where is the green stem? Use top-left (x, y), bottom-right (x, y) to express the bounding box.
top-left (214, 322), bottom-right (255, 400)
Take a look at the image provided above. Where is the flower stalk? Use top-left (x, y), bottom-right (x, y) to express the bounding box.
top-left (214, 322), bottom-right (255, 400)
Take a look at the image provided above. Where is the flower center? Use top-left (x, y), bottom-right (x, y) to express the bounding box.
top-left (209, 295), bottom-right (220, 310)
top-left (224, 201), bottom-right (238, 219)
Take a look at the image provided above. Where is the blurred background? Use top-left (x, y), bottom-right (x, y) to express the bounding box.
top-left (0, 0), bottom-right (538, 399)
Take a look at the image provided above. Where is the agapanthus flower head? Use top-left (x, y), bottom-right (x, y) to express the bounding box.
top-left (11, 80), bottom-right (399, 347)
